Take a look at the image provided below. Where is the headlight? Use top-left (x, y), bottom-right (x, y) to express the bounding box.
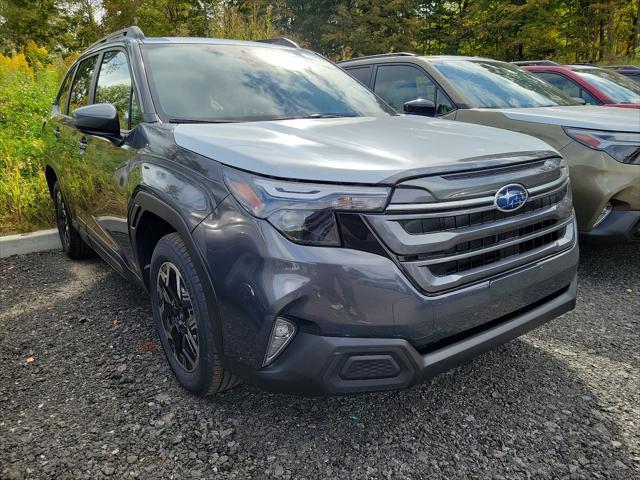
top-left (564, 127), bottom-right (640, 165)
top-left (223, 167), bottom-right (391, 246)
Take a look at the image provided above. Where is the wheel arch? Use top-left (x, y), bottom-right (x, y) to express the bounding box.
top-left (130, 188), bottom-right (226, 357)
top-left (45, 165), bottom-right (58, 198)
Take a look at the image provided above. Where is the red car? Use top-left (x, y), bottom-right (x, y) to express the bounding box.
top-left (524, 65), bottom-right (640, 109)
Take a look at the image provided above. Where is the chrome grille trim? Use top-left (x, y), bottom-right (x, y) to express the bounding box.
top-left (402, 221), bottom-right (575, 292)
top-left (386, 172), bottom-right (569, 212)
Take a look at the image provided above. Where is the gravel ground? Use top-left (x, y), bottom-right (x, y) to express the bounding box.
top-left (0, 244), bottom-right (638, 480)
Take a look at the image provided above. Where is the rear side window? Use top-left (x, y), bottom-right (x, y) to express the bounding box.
top-left (95, 51), bottom-right (138, 129)
top-left (532, 72), bottom-right (600, 105)
top-left (346, 66), bottom-right (372, 87)
top-left (55, 66), bottom-right (76, 115)
top-left (69, 56), bottom-right (98, 113)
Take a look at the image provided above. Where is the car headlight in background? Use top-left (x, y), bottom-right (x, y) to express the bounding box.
top-left (223, 167), bottom-right (391, 246)
top-left (564, 127), bottom-right (640, 165)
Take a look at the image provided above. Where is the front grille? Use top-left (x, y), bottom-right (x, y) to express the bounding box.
top-left (428, 225), bottom-right (566, 277)
top-left (365, 169), bottom-right (576, 294)
top-left (400, 185), bottom-right (568, 235)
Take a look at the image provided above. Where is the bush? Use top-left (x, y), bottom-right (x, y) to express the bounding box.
top-left (0, 46), bottom-right (61, 234)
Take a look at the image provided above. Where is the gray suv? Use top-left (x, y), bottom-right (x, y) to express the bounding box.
top-left (42, 27), bottom-right (578, 395)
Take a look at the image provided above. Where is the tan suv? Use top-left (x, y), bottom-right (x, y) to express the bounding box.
top-left (339, 54), bottom-right (640, 242)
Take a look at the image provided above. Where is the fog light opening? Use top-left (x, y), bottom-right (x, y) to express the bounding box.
top-left (593, 203), bottom-right (613, 229)
top-left (263, 317), bottom-right (296, 366)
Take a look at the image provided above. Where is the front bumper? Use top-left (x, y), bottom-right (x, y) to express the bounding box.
top-left (559, 142), bottom-right (640, 235)
top-left (194, 196), bottom-right (579, 393)
top-left (251, 275), bottom-right (577, 395)
top-left (580, 210), bottom-right (640, 244)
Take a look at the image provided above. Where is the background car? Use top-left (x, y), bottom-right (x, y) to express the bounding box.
top-left (524, 64), bottom-right (640, 108)
top-left (603, 65), bottom-right (640, 83)
top-left (339, 54), bottom-right (640, 243)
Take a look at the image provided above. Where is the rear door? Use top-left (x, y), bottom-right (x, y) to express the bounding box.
top-left (43, 64), bottom-right (76, 202)
top-left (59, 55), bottom-right (100, 224)
top-left (80, 49), bottom-right (141, 269)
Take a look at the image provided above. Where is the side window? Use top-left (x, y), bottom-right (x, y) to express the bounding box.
top-left (435, 88), bottom-right (455, 115)
top-left (69, 56), bottom-right (98, 113)
top-left (373, 64), bottom-right (453, 115)
top-left (627, 74), bottom-right (640, 84)
top-left (55, 66), bottom-right (76, 115)
top-left (95, 50), bottom-right (139, 130)
top-left (345, 66), bottom-right (372, 87)
top-left (533, 72), bottom-right (599, 105)
top-left (130, 91), bottom-right (142, 129)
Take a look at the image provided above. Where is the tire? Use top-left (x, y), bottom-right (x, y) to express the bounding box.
top-left (150, 232), bottom-right (239, 395)
top-left (53, 181), bottom-right (91, 259)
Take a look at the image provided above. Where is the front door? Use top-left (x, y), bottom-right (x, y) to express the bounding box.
top-left (80, 49), bottom-right (141, 270)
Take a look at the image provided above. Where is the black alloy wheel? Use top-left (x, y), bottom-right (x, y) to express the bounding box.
top-left (156, 261), bottom-right (200, 372)
top-left (55, 187), bottom-right (71, 250)
top-left (150, 232), bottom-right (238, 395)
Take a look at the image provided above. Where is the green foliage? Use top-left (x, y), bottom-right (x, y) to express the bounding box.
top-left (0, 49), bottom-right (59, 234)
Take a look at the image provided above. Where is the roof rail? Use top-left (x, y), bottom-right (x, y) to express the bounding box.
top-left (337, 52), bottom-right (417, 63)
top-left (511, 60), bottom-right (558, 66)
top-left (87, 26), bottom-right (145, 50)
top-left (603, 65), bottom-right (640, 70)
top-left (256, 37), bottom-right (299, 48)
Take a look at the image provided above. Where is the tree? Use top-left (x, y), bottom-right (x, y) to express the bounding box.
top-left (0, 0), bottom-right (63, 52)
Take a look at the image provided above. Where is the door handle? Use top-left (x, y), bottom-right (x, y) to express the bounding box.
top-left (53, 127), bottom-right (61, 138)
top-left (79, 137), bottom-right (88, 154)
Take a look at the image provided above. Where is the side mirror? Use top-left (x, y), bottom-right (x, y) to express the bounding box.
top-left (571, 97), bottom-right (587, 105)
top-left (72, 103), bottom-right (120, 137)
top-left (403, 98), bottom-right (436, 117)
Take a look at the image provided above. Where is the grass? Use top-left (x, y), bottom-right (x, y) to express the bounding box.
top-left (0, 48), bottom-right (64, 235)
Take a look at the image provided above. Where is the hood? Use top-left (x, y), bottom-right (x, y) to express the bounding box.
top-left (173, 115), bottom-right (555, 184)
top-left (604, 103), bottom-right (640, 109)
top-left (496, 105), bottom-right (640, 132)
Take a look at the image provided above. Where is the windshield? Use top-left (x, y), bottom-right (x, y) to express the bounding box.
top-left (143, 43), bottom-right (394, 122)
top-left (572, 68), bottom-right (640, 104)
top-left (433, 60), bottom-right (577, 108)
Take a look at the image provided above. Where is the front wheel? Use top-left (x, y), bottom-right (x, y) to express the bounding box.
top-left (150, 232), bottom-right (239, 395)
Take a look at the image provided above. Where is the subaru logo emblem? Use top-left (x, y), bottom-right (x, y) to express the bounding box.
top-left (494, 184), bottom-right (528, 212)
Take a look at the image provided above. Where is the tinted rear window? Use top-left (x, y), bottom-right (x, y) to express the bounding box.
top-left (56, 66), bottom-right (76, 115)
top-left (345, 66), bottom-right (372, 86)
top-left (69, 56), bottom-right (98, 113)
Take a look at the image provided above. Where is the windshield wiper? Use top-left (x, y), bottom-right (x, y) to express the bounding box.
top-left (304, 113), bottom-right (360, 118)
top-left (270, 113), bottom-right (361, 121)
top-left (168, 118), bottom-right (237, 124)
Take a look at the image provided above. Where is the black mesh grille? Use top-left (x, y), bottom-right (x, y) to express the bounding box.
top-left (340, 357), bottom-right (399, 380)
top-left (400, 185), bottom-right (568, 235)
top-left (428, 227), bottom-right (566, 277)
